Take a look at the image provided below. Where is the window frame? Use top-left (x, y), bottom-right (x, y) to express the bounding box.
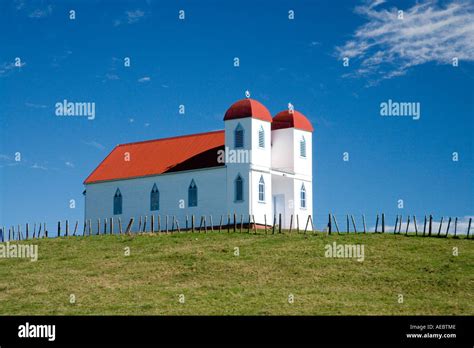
top-left (234, 174), bottom-right (244, 202)
top-left (234, 123), bottom-right (244, 149)
top-left (188, 179), bottom-right (198, 207)
top-left (113, 188), bottom-right (122, 215)
top-left (150, 183), bottom-right (160, 211)
top-left (258, 175), bottom-right (265, 202)
top-left (300, 184), bottom-right (306, 209)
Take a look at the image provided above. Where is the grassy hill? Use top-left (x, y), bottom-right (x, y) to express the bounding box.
top-left (0, 231), bottom-right (472, 315)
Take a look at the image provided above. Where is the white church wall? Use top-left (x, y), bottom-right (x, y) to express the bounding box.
top-left (271, 174), bottom-right (294, 228)
top-left (249, 169), bottom-right (272, 226)
top-left (84, 166), bottom-right (227, 232)
top-left (270, 128), bottom-right (294, 173)
top-left (293, 129), bottom-right (312, 179)
top-left (293, 179), bottom-right (313, 231)
top-left (250, 118), bottom-right (272, 170)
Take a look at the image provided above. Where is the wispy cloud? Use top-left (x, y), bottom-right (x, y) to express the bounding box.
top-left (28, 4), bottom-right (52, 18)
top-left (31, 163), bottom-right (48, 170)
top-left (336, 0), bottom-right (474, 85)
top-left (114, 9), bottom-right (146, 26)
top-left (82, 140), bottom-right (105, 151)
top-left (65, 161), bottom-right (74, 168)
top-left (0, 60), bottom-right (26, 77)
top-left (138, 76), bottom-right (151, 83)
top-left (25, 102), bottom-right (47, 109)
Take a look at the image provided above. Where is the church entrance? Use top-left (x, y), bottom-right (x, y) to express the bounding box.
top-left (272, 194), bottom-right (286, 228)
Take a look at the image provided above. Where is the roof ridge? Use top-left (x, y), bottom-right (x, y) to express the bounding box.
top-left (116, 129), bottom-right (225, 147)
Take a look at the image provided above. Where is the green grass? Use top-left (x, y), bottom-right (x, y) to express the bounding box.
top-left (0, 231), bottom-right (472, 315)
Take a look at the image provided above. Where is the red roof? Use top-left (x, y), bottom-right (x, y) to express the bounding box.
top-left (272, 110), bottom-right (314, 132)
top-left (224, 98), bottom-right (273, 122)
top-left (84, 130), bottom-right (225, 184)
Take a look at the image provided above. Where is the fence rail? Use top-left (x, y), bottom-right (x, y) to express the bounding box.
top-left (0, 213), bottom-right (471, 242)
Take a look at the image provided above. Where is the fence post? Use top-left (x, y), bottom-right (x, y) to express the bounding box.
top-left (272, 215), bottom-right (276, 234)
top-left (74, 220), bottom-right (78, 236)
top-left (289, 214), bottom-right (293, 234)
top-left (398, 215), bottom-right (403, 234)
top-left (57, 221), bottom-right (61, 238)
top-left (38, 223), bottom-right (42, 239)
top-left (394, 215), bottom-right (399, 234)
top-left (328, 214), bottom-right (332, 234)
top-left (296, 215), bottom-right (300, 233)
top-left (351, 215), bottom-right (357, 233)
top-left (119, 218), bottom-right (123, 234)
top-left (110, 217), bottom-right (114, 234)
top-left (45, 223), bottom-right (48, 238)
top-left (165, 215), bottom-right (169, 233)
top-left (437, 217), bottom-right (444, 237)
top-left (65, 220), bottom-right (69, 237)
top-left (423, 215), bottom-right (427, 236)
top-left (191, 215), bottom-right (195, 232)
top-left (240, 215), bottom-right (243, 233)
top-left (125, 218), bottom-right (134, 234)
top-left (104, 218), bottom-right (108, 234)
top-left (428, 215), bottom-right (433, 237)
top-left (382, 213), bottom-right (385, 233)
top-left (467, 218), bottom-right (472, 238)
top-left (333, 215), bottom-right (340, 234)
top-left (227, 214), bottom-right (230, 233)
top-left (413, 215), bottom-right (418, 236)
top-left (158, 215), bottom-right (161, 232)
top-left (375, 214), bottom-right (379, 233)
top-left (405, 216), bottom-right (410, 235)
top-left (219, 215), bottom-right (223, 232)
top-left (346, 215), bottom-right (349, 233)
top-left (445, 217), bottom-right (451, 237)
top-left (26, 223), bottom-right (29, 239)
top-left (233, 213), bottom-right (236, 233)
top-left (279, 214), bottom-right (282, 233)
top-left (252, 215), bottom-right (257, 234)
top-left (454, 217), bottom-right (458, 237)
top-left (362, 215), bottom-right (366, 234)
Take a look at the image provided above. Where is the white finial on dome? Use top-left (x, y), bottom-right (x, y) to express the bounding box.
top-left (288, 102), bottom-right (294, 114)
top-left (245, 90), bottom-right (251, 98)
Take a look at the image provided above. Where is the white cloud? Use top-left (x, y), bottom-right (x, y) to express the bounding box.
top-left (138, 76), bottom-right (151, 83)
top-left (82, 140), bottom-right (105, 151)
top-left (0, 61), bottom-right (26, 77)
top-left (31, 163), bottom-right (47, 170)
top-left (28, 5), bottom-right (52, 18)
top-left (25, 102), bottom-right (47, 109)
top-left (126, 9), bottom-right (145, 24)
top-left (114, 9), bottom-right (146, 26)
top-left (336, 0), bottom-right (474, 84)
top-left (65, 161), bottom-right (74, 168)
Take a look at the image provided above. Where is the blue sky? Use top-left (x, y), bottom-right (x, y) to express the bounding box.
top-left (0, 0), bottom-right (473, 233)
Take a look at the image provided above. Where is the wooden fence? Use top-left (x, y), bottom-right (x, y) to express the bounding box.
top-left (0, 213), bottom-right (471, 242)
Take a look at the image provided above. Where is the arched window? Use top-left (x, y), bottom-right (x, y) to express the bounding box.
top-left (300, 136), bottom-right (307, 158)
top-left (234, 124), bottom-right (244, 148)
top-left (150, 184), bottom-right (159, 211)
top-left (113, 188), bottom-right (122, 215)
top-left (188, 179), bottom-right (198, 207)
top-left (300, 184), bottom-right (306, 208)
top-left (258, 176), bottom-right (265, 202)
top-left (235, 175), bottom-right (243, 202)
top-left (258, 125), bottom-right (265, 148)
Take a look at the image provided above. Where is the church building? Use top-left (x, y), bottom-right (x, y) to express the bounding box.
top-left (83, 97), bottom-right (313, 230)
